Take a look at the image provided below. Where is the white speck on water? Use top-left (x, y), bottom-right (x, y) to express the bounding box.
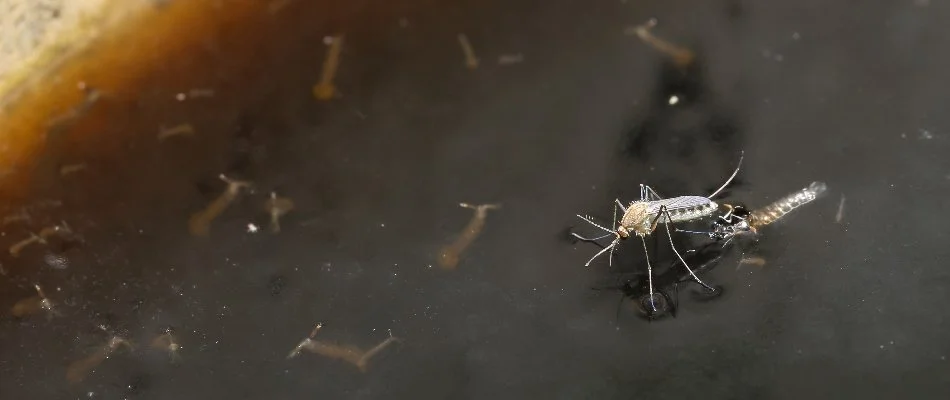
top-left (668, 95), bottom-right (679, 105)
top-left (919, 129), bottom-right (933, 140)
top-left (792, 32), bottom-right (801, 40)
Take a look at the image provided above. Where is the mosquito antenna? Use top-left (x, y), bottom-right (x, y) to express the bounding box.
top-left (707, 150), bottom-right (744, 199)
top-left (576, 214), bottom-right (614, 234)
top-left (584, 238), bottom-right (618, 267)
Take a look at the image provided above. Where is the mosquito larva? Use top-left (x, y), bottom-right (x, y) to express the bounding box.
top-left (497, 53), bottom-right (524, 65)
top-left (313, 34), bottom-right (345, 100)
top-left (158, 124), bottom-right (196, 141)
top-left (150, 329), bottom-right (182, 362)
top-left (835, 194), bottom-right (846, 223)
top-left (263, 192), bottom-right (294, 233)
top-left (10, 284), bottom-right (59, 318)
top-left (60, 163), bottom-right (88, 176)
top-left (66, 336), bottom-right (133, 384)
top-left (457, 34), bottom-right (479, 69)
top-left (287, 324), bottom-right (400, 372)
top-left (438, 203), bottom-right (501, 270)
top-left (188, 174), bottom-right (253, 237)
top-left (2, 209), bottom-right (30, 225)
top-left (9, 223), bottom-right (71, 257)
top-left (625, 18), bottom-right (695, 69)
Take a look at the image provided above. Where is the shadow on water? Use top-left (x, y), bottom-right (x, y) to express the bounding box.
top-left (618, 46), bottom-right (746, 197)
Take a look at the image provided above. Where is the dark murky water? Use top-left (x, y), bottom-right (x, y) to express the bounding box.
top-left (1, 1), bottom-right (949, 399)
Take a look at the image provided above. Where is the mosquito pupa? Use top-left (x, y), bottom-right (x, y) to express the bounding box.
top-left (438, 203), bottom-right (501, 270)
top-left (701, 181), bottom-right (829, 244)
top-left (749, 181), bottom-right (828, 229)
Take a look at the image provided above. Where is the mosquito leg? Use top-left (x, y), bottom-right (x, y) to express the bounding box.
top-left (607, 200), bottom-right (623, 267)
top-left (570, 232), bottom-right (613, 243)
top-left (643, 185), bottom-right (664, 201)
top-left (584, 239), bottom-right (618, 267)
top-left (638, 235), bottom-right (657, 312)
top-left (614, 199), bottom-right (627, 213)
top-left (661, 207), bottom-right (715, 291)
top-left (675, 228), bottom-right (714, 236)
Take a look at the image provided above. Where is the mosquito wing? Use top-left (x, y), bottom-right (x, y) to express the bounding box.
top-left (646, 196), bottom-right (718, 223)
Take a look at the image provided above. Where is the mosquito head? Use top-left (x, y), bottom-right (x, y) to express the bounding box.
top-left (616, 226), bottom-right (631, 239)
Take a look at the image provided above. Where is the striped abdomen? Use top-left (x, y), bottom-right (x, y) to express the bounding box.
top-left (750, 181), bottom-right (828, 228)
top-left (647, 196), bottom-right (719, 224)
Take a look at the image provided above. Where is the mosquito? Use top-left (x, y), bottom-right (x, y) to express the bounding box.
top-left (572, 152), bottom-right (744, 312)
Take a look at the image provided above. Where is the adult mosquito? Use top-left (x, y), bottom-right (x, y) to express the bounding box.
top-left (571, 152), bottom-right (744, 313)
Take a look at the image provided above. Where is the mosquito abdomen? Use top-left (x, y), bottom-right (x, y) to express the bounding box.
top-left (750, 181), bottom-right (828, 228)
top-left (648, 196), bottom-right (719, 224)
